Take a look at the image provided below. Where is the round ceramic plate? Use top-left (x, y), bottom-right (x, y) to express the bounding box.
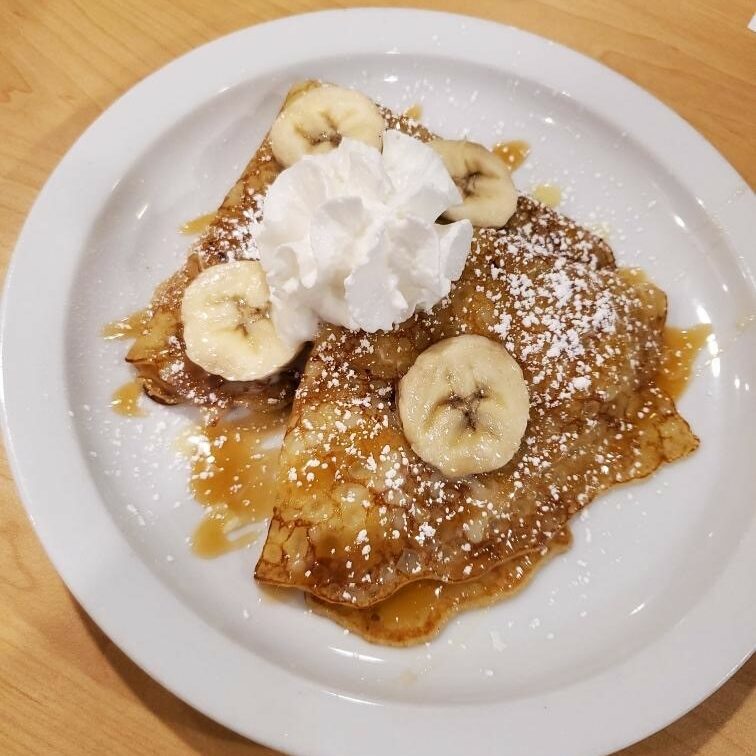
top-left (1, 9), bottom-right (754, 756)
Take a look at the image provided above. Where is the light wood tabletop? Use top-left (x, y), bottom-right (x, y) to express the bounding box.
top-left (1, 1), bottom-right (754, 754)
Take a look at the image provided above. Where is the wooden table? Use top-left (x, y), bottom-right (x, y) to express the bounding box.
top-left (1, 1), bottom-right (753, 753)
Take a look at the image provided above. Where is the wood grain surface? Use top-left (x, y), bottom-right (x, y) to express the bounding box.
top-left (0, 1), bottom-right (754, 754)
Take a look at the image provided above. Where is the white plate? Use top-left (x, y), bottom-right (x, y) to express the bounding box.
top-left (1, 9), bottom-right (754, 756)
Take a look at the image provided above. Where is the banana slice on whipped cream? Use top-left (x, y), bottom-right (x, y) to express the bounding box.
top-left (269, 84), bottom-right (386, 167)
top-left (398, 335), bottom-right (529, 477)
top-left (181, 260), bottom-right (300, 381)
top-left (430, 139), bottom-right (518, 228)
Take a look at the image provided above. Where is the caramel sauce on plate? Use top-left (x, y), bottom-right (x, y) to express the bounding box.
top-left (403, 103), bottom-right (423, 121)
top-left (659, 324), bottom-right (712, 399)
top-left (101, 309), bottom-right (151, 340)
top-left (110, 379), bottom-right (146, 417)
top-left (180, 213), bottom-right (216, 235)
top-left (103, 303), bottom-right (291, 558)
top-left (493, 140), bottom-right (530, 171)
top-left (105, 313), bottom-right (150, 417)
top-left (192, 512), bottom-right (260, 559)
top-left (375, 581), bottom-right (445, 626)
top-left (183, 410), bottom-right (287, 558)
top-left (532, 183), bottom-right (562, 208)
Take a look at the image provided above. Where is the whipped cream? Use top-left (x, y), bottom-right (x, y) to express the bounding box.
top-left (256, 130), bottom-right (473, 345)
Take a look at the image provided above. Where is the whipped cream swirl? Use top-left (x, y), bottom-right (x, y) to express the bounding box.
top-left (256, 130), bottom-right (473, 345)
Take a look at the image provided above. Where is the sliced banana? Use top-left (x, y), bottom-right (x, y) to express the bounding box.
top-left (397, 335), bottom-right (529, 477)
top-left (430, 139), bottom-right (517, 228)
top-left (269, 84), bottom-right (386, 168)
top-left (181, 260), bottom-right (300, 382)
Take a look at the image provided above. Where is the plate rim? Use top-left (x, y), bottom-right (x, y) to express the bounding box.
top-left (1, 8), bottom-right (754, 756)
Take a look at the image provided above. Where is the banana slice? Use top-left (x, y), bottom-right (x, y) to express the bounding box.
top-left (269, 84), bottom-right (386, 167)
top-left (397, 335), bottom-right (529, 477)
top-left (430, 139), bottom-right (517, 228)
top-left (181, 260), bottom-right (300, 381)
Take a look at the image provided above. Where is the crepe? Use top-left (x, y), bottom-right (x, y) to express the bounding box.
top-left (306, 529), bottom-right (572, 645)
top-left (254, 193), bottom-right (698, 607)
top-left (124, 132), bottom-right (300, 414)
